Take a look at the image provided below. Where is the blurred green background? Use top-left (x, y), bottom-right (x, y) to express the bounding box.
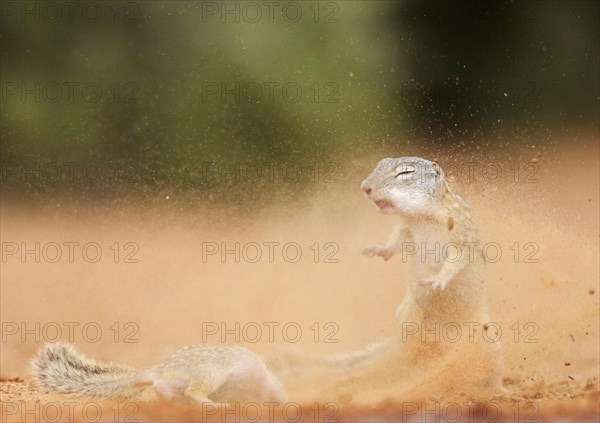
top-left (1, 0), bottom-right (598, 200)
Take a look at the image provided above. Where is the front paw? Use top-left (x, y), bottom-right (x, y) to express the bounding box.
top-left (362, 244), bottom-right (392, 261)
top-left (418, 278), bottom-right (448, 291)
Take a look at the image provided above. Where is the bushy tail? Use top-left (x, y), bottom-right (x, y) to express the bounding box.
top-left (30, 342), bottom-right (149, 399)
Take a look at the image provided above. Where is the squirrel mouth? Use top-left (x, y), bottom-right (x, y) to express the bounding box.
top-left (375, 199), bottom-right (394, 211)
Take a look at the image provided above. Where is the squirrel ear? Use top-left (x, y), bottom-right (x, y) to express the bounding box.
top-left (431, 161), bottom-right (444, 180)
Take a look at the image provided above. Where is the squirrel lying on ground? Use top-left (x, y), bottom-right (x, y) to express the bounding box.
top-left (31, 342), bottom-right (285, 404)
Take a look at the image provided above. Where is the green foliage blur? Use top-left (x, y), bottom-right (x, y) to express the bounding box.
top-left (1, 1), bottom-right (598, 200)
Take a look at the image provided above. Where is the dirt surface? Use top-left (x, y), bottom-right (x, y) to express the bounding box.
top-left (1, 139), bottom-right (599, 422)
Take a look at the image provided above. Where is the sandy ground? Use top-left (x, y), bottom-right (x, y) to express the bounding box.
top-left (1, 138), bottom-right (598, 421)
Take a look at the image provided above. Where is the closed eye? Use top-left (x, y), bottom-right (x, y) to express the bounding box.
top-left (395, 169), bottom-right (415, 177)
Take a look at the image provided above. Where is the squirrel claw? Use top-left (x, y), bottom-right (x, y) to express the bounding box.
top-left (419, 278), bottom-right (448, 291)
top-left (362, 244), bottom-right (392, 261)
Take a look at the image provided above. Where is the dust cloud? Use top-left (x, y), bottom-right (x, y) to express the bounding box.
top-left (1, 139), bottom-right (598, 421)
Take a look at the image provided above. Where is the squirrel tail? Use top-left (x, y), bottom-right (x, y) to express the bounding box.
top-left (268, 338), bottom-right (393, 379)
top-left (30, 342), bottom-right (149, 399)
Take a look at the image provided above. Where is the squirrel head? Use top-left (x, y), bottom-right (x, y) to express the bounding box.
top-left (361, 157), bottom-right (447, 216)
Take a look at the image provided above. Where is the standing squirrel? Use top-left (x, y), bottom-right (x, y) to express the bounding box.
top-left (272, 157), bottom-right (502, 394)
top-left (31, 342), bottom-right (285, 404)
top-left (360, 156), bottom-right (488, 323)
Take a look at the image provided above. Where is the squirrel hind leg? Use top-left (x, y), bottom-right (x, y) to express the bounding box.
top-left (209, 361), bottom-right (285, 404)
top-left (141, 371), bottom-right (214, 404)
top-left (185, 383), bottom-right (215, 405)
top-left (145, 372), bottom-right (189, 402)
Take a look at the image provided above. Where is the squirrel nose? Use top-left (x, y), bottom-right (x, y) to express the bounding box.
top-left (361, 182), bottom-right (372, 196)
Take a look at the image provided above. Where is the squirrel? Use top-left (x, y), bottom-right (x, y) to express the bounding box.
top-left (360, 156), bottom-right (488, 322)
top-left (30, 342), bottom-right (285, 404)
top-left (271, 157), bottom-right (502, 396)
